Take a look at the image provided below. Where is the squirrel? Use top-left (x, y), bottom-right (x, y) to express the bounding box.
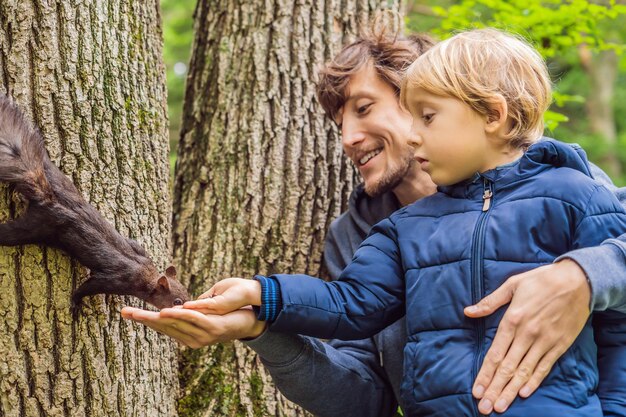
top-left (0, 94), bottom-right (190, 310)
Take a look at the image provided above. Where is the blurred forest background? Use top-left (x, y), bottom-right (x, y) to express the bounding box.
top-left (161, 0), bottom-right (626, 185)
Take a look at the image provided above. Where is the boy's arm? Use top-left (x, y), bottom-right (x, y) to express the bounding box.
top-left (193, 217), bottom-right (405, 339)
top-left (267, 217), bottom-right (405, 339)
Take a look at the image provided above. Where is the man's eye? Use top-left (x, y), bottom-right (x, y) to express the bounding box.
top-left (173, 298), bottom-right (183, 306)
top-left (357, 103), bottom-right (372, 115)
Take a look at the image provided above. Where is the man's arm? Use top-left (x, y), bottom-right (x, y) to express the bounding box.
top-left (242, 219), bottom-right (400, 417)
top-left (559, 236), bottom-right (626, 312)
top-left (245, 332), bottom-right (397, 417)
top-left (468, 162), bottom-right (626, 415)
top-left (120, 305), bottom-right (399, 417)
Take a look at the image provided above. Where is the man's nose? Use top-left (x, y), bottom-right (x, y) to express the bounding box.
top-left (341, 122), bottom-right (366, 148)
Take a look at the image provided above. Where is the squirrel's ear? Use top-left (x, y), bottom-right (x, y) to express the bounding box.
top-left (165, 265), bottom-right (177, 278)
top-left (157, 275), bottom-right (170, 290)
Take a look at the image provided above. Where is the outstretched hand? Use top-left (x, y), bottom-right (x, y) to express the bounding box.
top-left (183, 278), bottom-right (262, 315)
top-left (121, 306), bottom-right (266, 348)
top-left (464, 259), bottom-right (591, 414)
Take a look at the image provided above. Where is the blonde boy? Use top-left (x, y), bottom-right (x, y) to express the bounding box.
top-left (400, 28), bottom-right (550, 185)
top-left (188, 29), bottom-right (626, 416)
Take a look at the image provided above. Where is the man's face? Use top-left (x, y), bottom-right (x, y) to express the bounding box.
top-left (336, 65), bottom-right (418, 198)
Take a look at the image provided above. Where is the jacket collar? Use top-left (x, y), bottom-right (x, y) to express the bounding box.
top-left (438, 139), bottom-right (593, 200)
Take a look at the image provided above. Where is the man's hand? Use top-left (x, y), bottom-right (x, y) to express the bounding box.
top-left (464, 259), bottom-right (591, 414)
top-left (120, 306), bottom-right (266, 348)
top-left (183, 278), bottom-right (262, 315)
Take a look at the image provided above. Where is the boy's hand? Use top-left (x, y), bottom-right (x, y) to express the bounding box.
top-left (183, 278), bottom-right (262, 315)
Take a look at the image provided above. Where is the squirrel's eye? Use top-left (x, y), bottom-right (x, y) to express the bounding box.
top-left (173, 298), bottom-right (183, 306)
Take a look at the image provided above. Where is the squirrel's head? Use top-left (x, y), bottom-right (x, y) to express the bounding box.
top-left (146, 265), bottom-right (191, 309)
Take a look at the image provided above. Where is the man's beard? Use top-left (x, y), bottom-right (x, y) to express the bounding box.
top-left (363, 152), bottom-right (415, 198)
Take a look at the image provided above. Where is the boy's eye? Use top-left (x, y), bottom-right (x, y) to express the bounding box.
top-left (422, 113), bottom-right (435, 124)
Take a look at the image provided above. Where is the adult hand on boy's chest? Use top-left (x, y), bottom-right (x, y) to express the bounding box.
top-left (465, 259), bottom-right (590, 414)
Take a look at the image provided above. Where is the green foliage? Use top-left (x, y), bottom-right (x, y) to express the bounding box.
top-left (430, 0), bottom-right (624, 55)
top-left (432, 0), bottom-right (625, 129)
top-left (544, 110), bottom-right (569, 131)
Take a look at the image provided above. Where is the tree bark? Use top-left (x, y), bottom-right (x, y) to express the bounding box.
top-left (0, 1), bottom-right (177, 416)
top-left (172, 1), bottom-right (401, 416)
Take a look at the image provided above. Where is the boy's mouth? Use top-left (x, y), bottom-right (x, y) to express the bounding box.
top-left (415, 156), bottom-right (430, 170)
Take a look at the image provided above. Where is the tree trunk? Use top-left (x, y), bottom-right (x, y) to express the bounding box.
top-left (0, 1), bottom-right (177, 416)
top-left (579, 44), bottom-right (621, 177)
top-left (172, 1), bottom-right (401, 416)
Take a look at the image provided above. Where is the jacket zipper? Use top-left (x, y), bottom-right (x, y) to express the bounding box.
top-left (471, 177), bottom-right (493, 417)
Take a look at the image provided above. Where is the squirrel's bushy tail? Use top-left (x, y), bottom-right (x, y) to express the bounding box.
top-left (0, 95), bottom-right (53, 202)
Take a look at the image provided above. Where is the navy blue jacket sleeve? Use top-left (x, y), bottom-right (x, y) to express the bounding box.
top-left (561, 161), bottom-right (626, 313)
top-left (269, 217), bottom-right (406, 340)
top-left (571, 183), bottom-right (626, 417)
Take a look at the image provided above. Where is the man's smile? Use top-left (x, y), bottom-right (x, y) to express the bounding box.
top-left (354, 147), bottom-right (383, 167)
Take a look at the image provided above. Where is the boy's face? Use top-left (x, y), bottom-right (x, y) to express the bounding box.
top-left (405, 88), bottom-right (496, 186)
top-left (336, 65), bottom-right (427, 198)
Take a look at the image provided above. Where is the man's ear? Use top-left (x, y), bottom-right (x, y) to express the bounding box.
top-left (484, 94), bottom-right (508, 134)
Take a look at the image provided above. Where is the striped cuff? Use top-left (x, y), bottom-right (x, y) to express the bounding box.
top-left (253, 275), bottom-right (282, 322)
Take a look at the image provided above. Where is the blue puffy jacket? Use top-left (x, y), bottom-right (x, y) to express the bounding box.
top-left (267, 140), bottom-right (626, 417)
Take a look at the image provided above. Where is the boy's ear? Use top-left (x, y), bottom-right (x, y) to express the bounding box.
top-left (484, 94), bottom-right (508, 134)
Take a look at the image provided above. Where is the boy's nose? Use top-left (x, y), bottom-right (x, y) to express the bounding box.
top-left (407, 132), bottom-right (422, 149)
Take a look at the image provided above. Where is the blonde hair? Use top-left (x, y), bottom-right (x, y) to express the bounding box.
top-left (400, 28), bottom-right (551, 149)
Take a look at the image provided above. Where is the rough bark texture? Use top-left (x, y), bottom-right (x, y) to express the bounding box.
top-left (172, 1), bottom-right (401, 416)
top-left (0, 1), bottom-right (177, 416)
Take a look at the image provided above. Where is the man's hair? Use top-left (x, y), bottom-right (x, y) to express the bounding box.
top-left (401, 28), bottom-right (552, 149)
top-left (317, 26), bottom-right (434, 120)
